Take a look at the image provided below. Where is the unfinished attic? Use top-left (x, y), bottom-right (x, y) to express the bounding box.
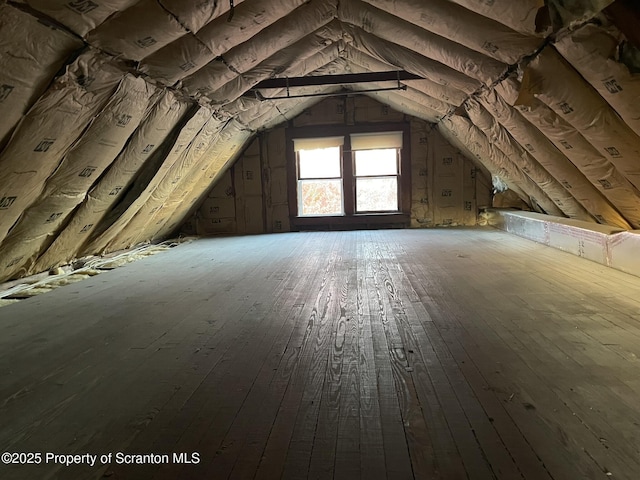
top-left (2, 0), bottom-right (640, 478)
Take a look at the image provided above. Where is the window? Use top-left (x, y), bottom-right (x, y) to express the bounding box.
top-left (287, 124), bottom-right (410, 228)
top-left (297, 146), bottom-right (343, 216)
top-left (351, 131), bottom-right (403, 213)
top-left (354, 148), bottom-right (399, 212)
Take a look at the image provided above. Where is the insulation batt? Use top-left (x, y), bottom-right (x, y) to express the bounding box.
top-left (222, 0), bottom-right (337, 74)
top-left (191, 142), bottom-right (259, 235)
top-left (0, 75), bottom-right (156, 282)
top-left (34, 90), bottom-right (191, 272)
top-left (464, 97), bottom-right (595, 222)
top-left (195, 0), bottom-right (310, 56)
top-left (342, 63), bottom-right (450, 120)
top-left (428, 127), bottom-right (480, 226)
top-left (338, 0), bottom-right (507, 86)
top-left (182, 59), bottom-right (238, 101)
top-left (105, 120), bottom-right (238, 251)
top-left (438, 120), bottom-right (529, 204)
top-left (520, 47), bottom-right (640, 191)
top-left (251, 86), bottom-right (343, 131)
top-left (0, 50), bottom-right (125, 243)
top-left (182, 30), bottom-right (337, 102)
top-left (214, 42), bottom-right (343, 111)
top-left (159, 0), bottom-right (247, 33)
top-left (207, 32), bottom-right (343, 106)
top-left (86, 0), bottom-right (188, 61)
top-left (140, 34), bottom-right (217, 87)
top-left (410, 120), bottom-right (432, 225)
top-left (360, 0), bottom-right (543, 64)
top-left (367, 89), bottom-right (441, 124)
top-left (440, 115), bottom-right (564, 216)
top-left (218, 94), bottom-right (266, 119)
top-left (200, 196), bottom-right (235, 222)
top-left (196, 4), bottom-right (342, 105)
top-left (182, 12), bottom-right (341, 101)
top-left (84, 106), bottom-right (214, 254)
top-left (0, 3), bottom-right (82, 148)
top-left (85, 109), bottom-right (218, 255)
top-left (503, 76), bottom-right (640, 228)
top-left (546, 0), bottom-right (614, 30)
top-left (445, 0), bottom-right (546, 36)
top-left (25, 0), bottom-right (139, 37)
top-left (477, 87), bottom-right (630, 229)
top-left (149, 123), bottom-right (252, 244)
top-left (344, 26), bottom-right (481, 95)
top-left (222, 49), bottom-right (347, 129)
top-left (142, 0), bottom-right (280, 87)
top-left (231, 83), bottom-right (338, 130)
top-left (364, 82), bottom-right (450, 120)
top-left (343, 47), bottom-right (468, 106)
top-left (262, 47), bottom-right (372, 106)
top-left (554, 23), bottom-right (640, 138)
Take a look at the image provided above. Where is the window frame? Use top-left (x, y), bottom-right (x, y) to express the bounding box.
top-left (286, 122), bottom-right (411, 230)
top-left (296, 145), bottom-right (344, 217)
top-left (353, 147), bottom-right (401, 214)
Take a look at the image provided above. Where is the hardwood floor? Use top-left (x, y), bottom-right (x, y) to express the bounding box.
top-left (1, 228), bottom-right (639, 479)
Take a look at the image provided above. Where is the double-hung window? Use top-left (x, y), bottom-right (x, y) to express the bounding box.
top-left (351, 131), bottom-right (402, 213)
top-left (294, 137), bottom-right (344, 216)
top-left (288, 124), bottom-right (410, 228)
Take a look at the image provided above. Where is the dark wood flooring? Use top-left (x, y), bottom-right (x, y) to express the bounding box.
top-left (1, 228), bottom-right (639, 479)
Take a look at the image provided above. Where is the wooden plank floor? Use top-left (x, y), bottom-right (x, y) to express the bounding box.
top-left (1, 227), bottom-right (640, 480)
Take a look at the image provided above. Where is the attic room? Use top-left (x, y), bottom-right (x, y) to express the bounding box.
top-left (1, 0), bottom-right (640, 478)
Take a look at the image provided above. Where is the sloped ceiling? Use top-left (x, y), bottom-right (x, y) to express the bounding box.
top-left (1, 0), bottom-right (640, 281)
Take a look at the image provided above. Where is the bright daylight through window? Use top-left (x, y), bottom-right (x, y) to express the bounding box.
top-left (297, 146), bottom-right (343, 216)
top-left (354, 148), bottom-right (398, 212)
top-left (293, 130), bottom-right (404, 220)
top-left (291, 129), bottom-right (410, 225)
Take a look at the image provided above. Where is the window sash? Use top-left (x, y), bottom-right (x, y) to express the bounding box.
top-left (298, 146), bottom-right (342, 179)
top-left (354, 150), bottom-right (399, 177)
top-left (355, 176), bottom-right (399, 213)
top-left (298, 179), bottom-right (344, 216)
